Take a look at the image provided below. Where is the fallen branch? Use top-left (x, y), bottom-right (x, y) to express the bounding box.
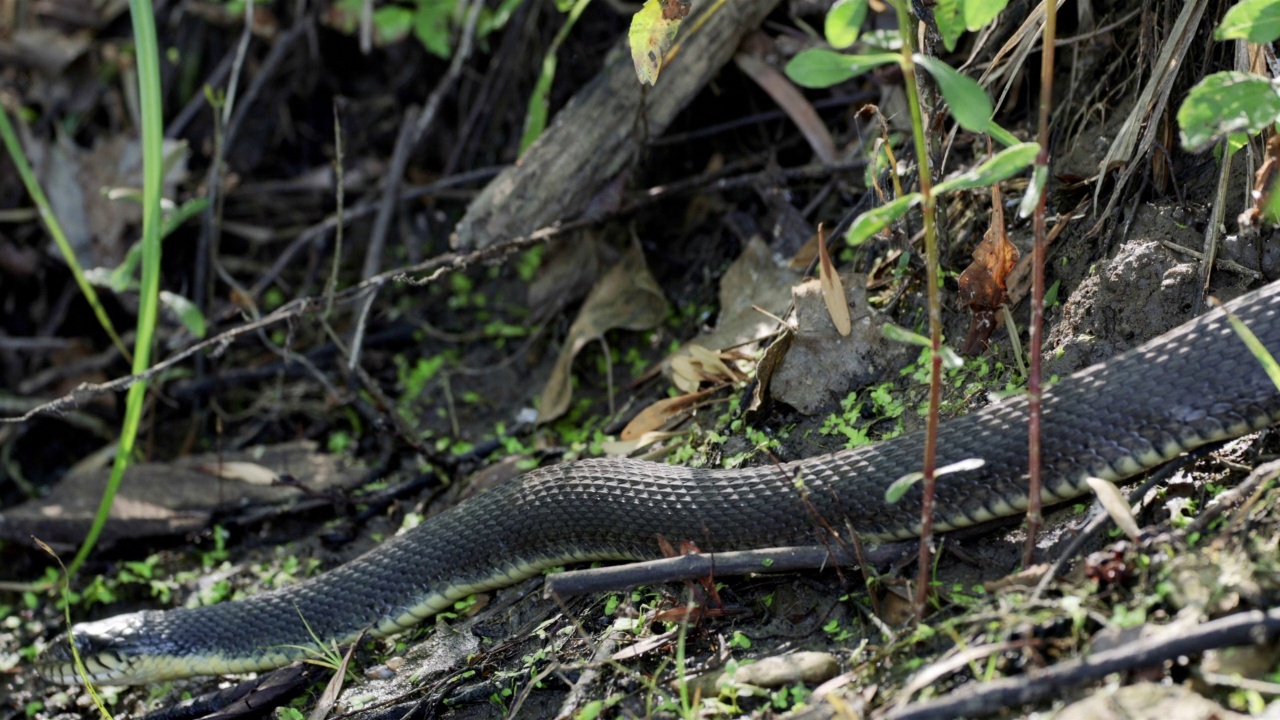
top-left (886, 608), bottom-right (1280, 720)
top-left (543, 542), bottom-right (914, 599)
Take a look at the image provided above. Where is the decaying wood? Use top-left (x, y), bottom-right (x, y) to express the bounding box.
top-left (451, 0), bottom-right (783, 250)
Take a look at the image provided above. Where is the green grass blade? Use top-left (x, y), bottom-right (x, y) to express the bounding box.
top-left (0, 108), bottom-right (132, 361)
top-left (66, 0), bottom-right (166, 578)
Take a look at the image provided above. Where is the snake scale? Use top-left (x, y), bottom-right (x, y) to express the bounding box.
top-left (37, 279), bottom-right (1280, 685)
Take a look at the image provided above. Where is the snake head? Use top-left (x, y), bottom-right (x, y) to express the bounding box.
top-left (38, 610), bottom-right (175, 685)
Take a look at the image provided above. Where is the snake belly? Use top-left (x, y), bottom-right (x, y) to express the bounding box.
top-left (37, 280), bottom-right (1280, 685)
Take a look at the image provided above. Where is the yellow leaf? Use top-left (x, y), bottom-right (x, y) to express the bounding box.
top-left (629, 0), bottom-right (685, 85)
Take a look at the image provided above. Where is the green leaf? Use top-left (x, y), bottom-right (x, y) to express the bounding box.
top-left (846, 192), bottom-right (922, 246)
top-left (881, 323), bottom-right (931, 347)
top-left (373, 5), bottom-right (413, 45)
top-left (933, 142), bottom-right (1038, 194)
top-left (785, 49), bottom-right (898, 89)
top-left (1220, 295), bottom-right (1280, 391)
top-left (885, 458), bottom-right (986, 504)
top-left (1177, 71), bottom-right (1280, 152)
top-left (931, 0), bottom-right (1010, 53)
top-left (884, 471), bottom-right (922, 504)
top-left (160, 291), bottom-right (207, 338)
top-left (987, 122), bottom-right (1019, 147)
top-left (1215, 0), bottom-right (1280, 42)
top-left (914, 54), bottom-right (993, 134)
top-left (1018, 163), bottom-right (1048, 218)
top-left (1263, 173), bottom-right (1280, 226)
top-left (931, 0), bottom-right (965, 51)
top-left (963, 0), bottom-right (1008, 32)
top-left (825, 0), bottom-right (869, 49)
top-left (413, 0), bottom-right (454, 57)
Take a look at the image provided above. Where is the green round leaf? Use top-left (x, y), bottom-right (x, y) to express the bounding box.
top-left (1177, 71), bottom-right (1280, 152)
top-left (1215, 0), bottom-right (1280, 42)
top-left (913, 55), bottom-right (993, 134)
top-left (785, 49), bottom-right (898, 89)
top-left (824, 0), bottom-right (869, 50)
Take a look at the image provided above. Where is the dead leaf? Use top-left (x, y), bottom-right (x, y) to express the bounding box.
top-left (683, 235), bottom-right (802, 352)
top-left (744, 329), bottom-right (793, 419)
top-left (815, 225), bottom-right (851, 336)
top-left (600, 430), bottom-right (685, 456)
top-left (23, 128), bottom-right (190, 270)
top-left (1085, 476), bottom-right (1142, 541)
top-left (527, 234), bottom-right (601, 318)
top-left (193, 461), bottom-right (279, 486)
top-left (536, 240), bottom-right (667, 423)
top-left (957, 183), bottom-right (1019, 354)
top-left (620, 387), bottom-right (720, 440)
top-left (670, 344), bottom-right (746, 393)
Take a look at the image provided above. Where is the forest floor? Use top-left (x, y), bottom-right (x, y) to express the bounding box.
top-left (1, 0), bottom-right (1279, 718)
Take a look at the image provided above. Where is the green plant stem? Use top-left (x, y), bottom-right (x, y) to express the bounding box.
top-left (1023, 0), bottom-right (1056, 568)
top-left (67, 0), bottom-right (165, 578)
top-left (0, 109), bottom-right (131, 362)
top-left (891, 0), bottom-right (940, 622)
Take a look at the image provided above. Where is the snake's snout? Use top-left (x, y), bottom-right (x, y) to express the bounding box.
top-left (37, 610), bottom-right (167, 685)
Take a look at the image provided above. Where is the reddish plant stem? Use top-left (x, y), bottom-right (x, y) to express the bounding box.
top-left (1024, 1), bottom-right (1057, 567)
top-left (891, 0), bottom-right (940, 621)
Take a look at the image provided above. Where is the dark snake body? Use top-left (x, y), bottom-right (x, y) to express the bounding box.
top-left (40, 280), bottom-right (1280, 684)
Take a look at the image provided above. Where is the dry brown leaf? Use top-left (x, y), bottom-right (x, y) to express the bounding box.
top-left (670, 344), bottom-right (745, 393)
top-left (620, 387), bottom-right (720, 440)
top-left (600, 430), bottom-right (685, 456)
top-left (25, 130), bottom-right (190, 270)
top-left (815, 225), bottom-right (851, 336)
top-left (528, 235), bottom-right (602, 316)
top-left (193, 461), bottom-right (279, 485)
top-left (536, 240), bottom-right (667, 423)
top-left (957, 183), bottom-right (1019, 354)
top-left (686, 344), bottom-right (742, 382)
top-left (683, 235), bottom-right (802, 352)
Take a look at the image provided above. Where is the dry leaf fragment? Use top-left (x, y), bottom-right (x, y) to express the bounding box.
top-left (620, 387), bottom-right (720, 440)
top-left (1084, 476), bottom-right (1142, 541)
top-left (957, 183), bottom-right (1019, 354)
top-left (193, 461), bottom-right (279, 486)
top-left (536, 240), bottom-right (667, 423)
top-left (815, 224), bottom-right (851, 336)
top-left (670, 344), bottom-right (744, 393)
top-left (600, 430), bottom-right (686, 456)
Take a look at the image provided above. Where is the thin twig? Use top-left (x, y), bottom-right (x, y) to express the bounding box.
top-left (362, 0), bottom-right (484, 281)
top-left (1, 219), bottom-right (582, 424)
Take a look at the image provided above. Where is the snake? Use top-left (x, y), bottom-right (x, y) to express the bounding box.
top-left (37, 279), bottom-right (1280, 685)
